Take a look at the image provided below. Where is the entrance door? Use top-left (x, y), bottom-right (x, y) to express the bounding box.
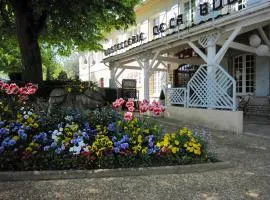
top-left (233, 54), bottom-right (256, 95)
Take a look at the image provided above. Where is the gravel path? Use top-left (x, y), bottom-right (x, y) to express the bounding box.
top-left (0, 118), bottom-right (269, 200)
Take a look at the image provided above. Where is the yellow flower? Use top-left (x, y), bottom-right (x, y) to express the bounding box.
top-left (164, 141), bottom-right (169, 148)
top-left (26, 147), bottom-right (33, 152)
top-left (27, 117), bottom-right (34, 124)
top-left (171, 147), bottom-right (179, 154)
top-left (184, 143), bottom-right (188, 148)
top-left (67, 131), bottom-right (73, 137)
top-left (144, 129), bottom-right (149, 134)
top-left (138, 135), bottom-right (142, 143)
top-left (156, 142), bottom-right (161, 148)
top-left (64, 137), bottom-right (71, 143)
top-left (171, 133), bottom-right (176, 139)
top-left (174, 140), bottom-right (179, 145)
top-left (12, 136), bottom-right (20, 141)
top-left (142, 148), bottom-right (147, 154)
top-left (33, 123), bottom-right (39, 128)
top-left (17, 113), bottom-right (23, 119)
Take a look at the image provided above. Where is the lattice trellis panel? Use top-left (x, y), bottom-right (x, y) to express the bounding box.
top-left (167, 88), bottom-right (187, 105)
top-left (187, 64), bottom-right (236, 111)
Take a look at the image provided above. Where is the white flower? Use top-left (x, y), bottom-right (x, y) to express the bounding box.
top-left (78, 141), bottom-right (85, 147)
top-left (59, 127), bottom-right (63, 132)
top-left (52, 133), bottom-right (59, 142)
top-left (23, 115), bottom-right (29, 119)
top-left (69, 146), bottom-right (81, 155)
top-left (28, 111), bottom-right (32, 115)
top-left (83, 147), bottom-right (89, 152)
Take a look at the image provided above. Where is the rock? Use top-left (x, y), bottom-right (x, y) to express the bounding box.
top-left (48, 87), bottom-right (105, 114)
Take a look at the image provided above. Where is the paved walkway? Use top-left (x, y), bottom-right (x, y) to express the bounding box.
top-left (0, 118), bottom-right (270, 200)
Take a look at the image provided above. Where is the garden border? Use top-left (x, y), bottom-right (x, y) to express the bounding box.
top-left (0, 161), bottom-right (232, 182)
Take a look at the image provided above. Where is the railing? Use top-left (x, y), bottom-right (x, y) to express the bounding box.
top-left (167, 87), bottom-right (187, 106)
top-left (187, 64), bottom-right (236, 111)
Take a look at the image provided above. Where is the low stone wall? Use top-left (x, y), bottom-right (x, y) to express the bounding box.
top-left (165, 106), bottom-right (243, 134)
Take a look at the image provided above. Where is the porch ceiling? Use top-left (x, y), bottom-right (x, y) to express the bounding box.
top-left (103, 3), bottom-right (270, 64)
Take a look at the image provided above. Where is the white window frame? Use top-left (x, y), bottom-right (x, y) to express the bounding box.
top-left (233, 54), bottom-right (256, 96)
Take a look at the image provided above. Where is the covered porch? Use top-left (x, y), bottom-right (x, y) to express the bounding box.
top-left (103, 3), bottom-right (270, 133)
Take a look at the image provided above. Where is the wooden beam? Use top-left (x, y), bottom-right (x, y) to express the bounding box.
top-left (120, 65), bottom-right (166, 72)
top-left (115, 68), bottom-right (125, 79)
top-left (158, 56), bottom-right (204, 65)
top-left (188, 41), bottom-right (207, 62)
top-left (149, 51), bottom-right (160, 69)
top-left (258, 27), bottom-right (270, 49)
top-left (217, 41), bottom-right (257, 54)
top-left (215, 26), bottom-right (242, 64)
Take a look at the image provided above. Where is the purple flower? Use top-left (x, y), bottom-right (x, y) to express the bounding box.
top-left (113, 147), bottom-right (120, 153)
top-left (18, 129), bottom-right (27, 140)
top-left (0, 121), bottom-right (5, 128)
top-left (8, 139), bottom-right (16, 146)
top-left (82, 132), bottom-right (89, 140)
top-left (112, 136), bottom-right (117, 142)
top-left (120, 142), bottom-right (129, 150)
top-left (55, 147), bottom-right (62, 154)
top-left (0, 146), bottom-right (4, 154)
top-left (50, 142), bottom-right (57, 148)
top-left (0, 128), bottom-right (8, 137)
top-left (43, 146), bottom-right (50, 151)
top-left (108, 122), bottom-right (116, 132)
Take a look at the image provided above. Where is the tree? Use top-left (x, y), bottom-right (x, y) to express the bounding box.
top-left (0, 0), bottom-right (141, 83)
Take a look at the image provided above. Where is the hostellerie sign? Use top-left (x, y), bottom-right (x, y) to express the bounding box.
top-left (105, 0), bottom-right (242, 56)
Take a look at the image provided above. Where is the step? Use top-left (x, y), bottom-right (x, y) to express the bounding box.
top-left (246, 105), bottom-right (270, 116)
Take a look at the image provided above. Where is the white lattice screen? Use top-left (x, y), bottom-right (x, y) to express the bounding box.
top-left (186, 64), bottom-right (236, 111)
top-left (167, 88), bottom-right (186, 105)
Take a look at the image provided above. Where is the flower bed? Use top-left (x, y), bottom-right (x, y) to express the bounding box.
top-left (0, 82), bottom-right (216, 171)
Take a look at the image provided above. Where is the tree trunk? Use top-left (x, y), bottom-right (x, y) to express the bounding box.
top-left (13, 0), bottom-right (43, 83)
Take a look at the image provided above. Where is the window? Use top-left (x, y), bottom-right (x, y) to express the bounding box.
top-left (233, 54), bottom-right (256, 95)
top-left (140, 20), bottom-right (149, 42)
top-left (238, 0), bottom-right (247, 10)
top-left (184, 0), bottom-right (195, 26)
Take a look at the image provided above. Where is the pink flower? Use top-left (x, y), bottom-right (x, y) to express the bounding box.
top-left (142, 99), bottom-right (149, 105)
top-left (6, 83), bottom-right (19, 94)
top-left (1, 83), bottom-right (9, 91)
top-left (148, 104), bottom-right (153, 111)
top-left (25, 83), bottom-right (38, 95)
top-left (124, 112), bottom-right (133, 121)
top-left (18, 87), bottom-right (28, 95)
top-left (26, 88), bottom-right (37, 95)
top-left (126, 101), bottom-right (134, 108)
top-left (128, 106), bottom-right (135, 112)
top-left (139, 104), bottom-right (148, 113)
top-left (112, 101), bottom-right (121, 109)
top-left (118, 98), bottom-right (125, 106)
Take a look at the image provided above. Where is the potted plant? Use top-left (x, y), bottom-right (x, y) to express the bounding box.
top-left (159, 89), bottom-right (165, 106)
